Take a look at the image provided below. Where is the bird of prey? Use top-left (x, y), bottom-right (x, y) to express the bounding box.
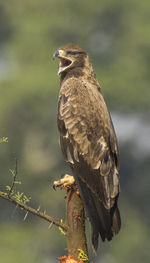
top-left (53, 43), bottom-right (121, 251)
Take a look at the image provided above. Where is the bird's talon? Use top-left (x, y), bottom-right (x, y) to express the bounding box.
top-left (53, 174), bottom-right (75, 190)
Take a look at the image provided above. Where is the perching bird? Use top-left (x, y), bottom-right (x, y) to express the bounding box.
top-left (53, 43), bottom-right (121, 251)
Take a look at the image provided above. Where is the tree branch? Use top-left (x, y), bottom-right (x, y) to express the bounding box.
top-left (65, 187), bottom-right (89, 262)
top-left (0, 191), bottom-right (68, 231)
top-left (0, 159), bottom-right (89, 262)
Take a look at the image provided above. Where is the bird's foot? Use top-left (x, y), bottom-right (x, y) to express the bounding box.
top-left (53, 174), bottom-right (75, 190)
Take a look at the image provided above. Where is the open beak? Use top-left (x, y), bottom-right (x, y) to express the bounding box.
top-left (53, 50), bottom-right (60, 59)
top-left (53, 49), bottom-right (73, 75)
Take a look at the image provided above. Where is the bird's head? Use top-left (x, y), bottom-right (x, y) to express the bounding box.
top-left (53, 43), bottom-right (87, 75)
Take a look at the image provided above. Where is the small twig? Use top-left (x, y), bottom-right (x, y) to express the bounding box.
top-left (0, 191), bottom-right (68, 231)
top-left (8, 158), bottom-right (18, 197)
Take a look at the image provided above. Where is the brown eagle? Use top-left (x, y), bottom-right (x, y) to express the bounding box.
top-left (53, 43), bottom-right (121, 251)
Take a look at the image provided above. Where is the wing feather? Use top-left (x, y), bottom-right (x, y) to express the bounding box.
top-left (58, 77), bottom-right (119, 209)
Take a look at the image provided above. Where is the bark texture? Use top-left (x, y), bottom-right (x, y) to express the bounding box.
top-left (65, 187), bottom-right (89, 262)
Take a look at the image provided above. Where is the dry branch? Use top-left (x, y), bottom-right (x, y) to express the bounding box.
top-left (0, 191), bottom-right (68, 231)
top-left (0, 160), bottom-right (89, 261)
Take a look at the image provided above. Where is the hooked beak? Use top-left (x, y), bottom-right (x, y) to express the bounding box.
top-left (53, 50), bottom-right (60, 60)
top-left (53, 49), bottom-right (73, 75)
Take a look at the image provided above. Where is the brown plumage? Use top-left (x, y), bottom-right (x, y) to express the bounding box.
top-left (54, 43), bottom-right (121, 251)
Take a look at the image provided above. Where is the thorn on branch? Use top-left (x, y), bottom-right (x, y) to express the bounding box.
top-left (23, 211), bottom-right (29, 221)
top-left (48, 222), bottom-right (53, 229)
top-left (37, 205), bottom-right (41, 212)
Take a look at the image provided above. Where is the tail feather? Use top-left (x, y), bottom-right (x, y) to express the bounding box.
top-left (112, 205), bottom-right (121, 235)
top-left (73, 174), bottom-right (121, 251)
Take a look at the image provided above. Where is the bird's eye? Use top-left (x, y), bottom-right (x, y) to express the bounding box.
top-left (67, 51), bottom-right (80, 56)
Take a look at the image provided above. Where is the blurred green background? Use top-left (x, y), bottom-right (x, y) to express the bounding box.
top-left (0, 0), bottom-right (150, 262)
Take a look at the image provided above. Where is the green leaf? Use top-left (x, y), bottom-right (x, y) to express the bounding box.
top-left (6, 185), bottom-right (11, 191)
top-left (0, 137), bottom-right (8, 143)
top-left (14, 181), bottom-right (22, 185)
top-left (78, 248), bottom-right (89, 261)
top-left (58, 219), bottom-right (66, 236)
top-left (9, 169), bottom-right (16, 177)
top-left (22, 195), bottom-right (31, 204)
